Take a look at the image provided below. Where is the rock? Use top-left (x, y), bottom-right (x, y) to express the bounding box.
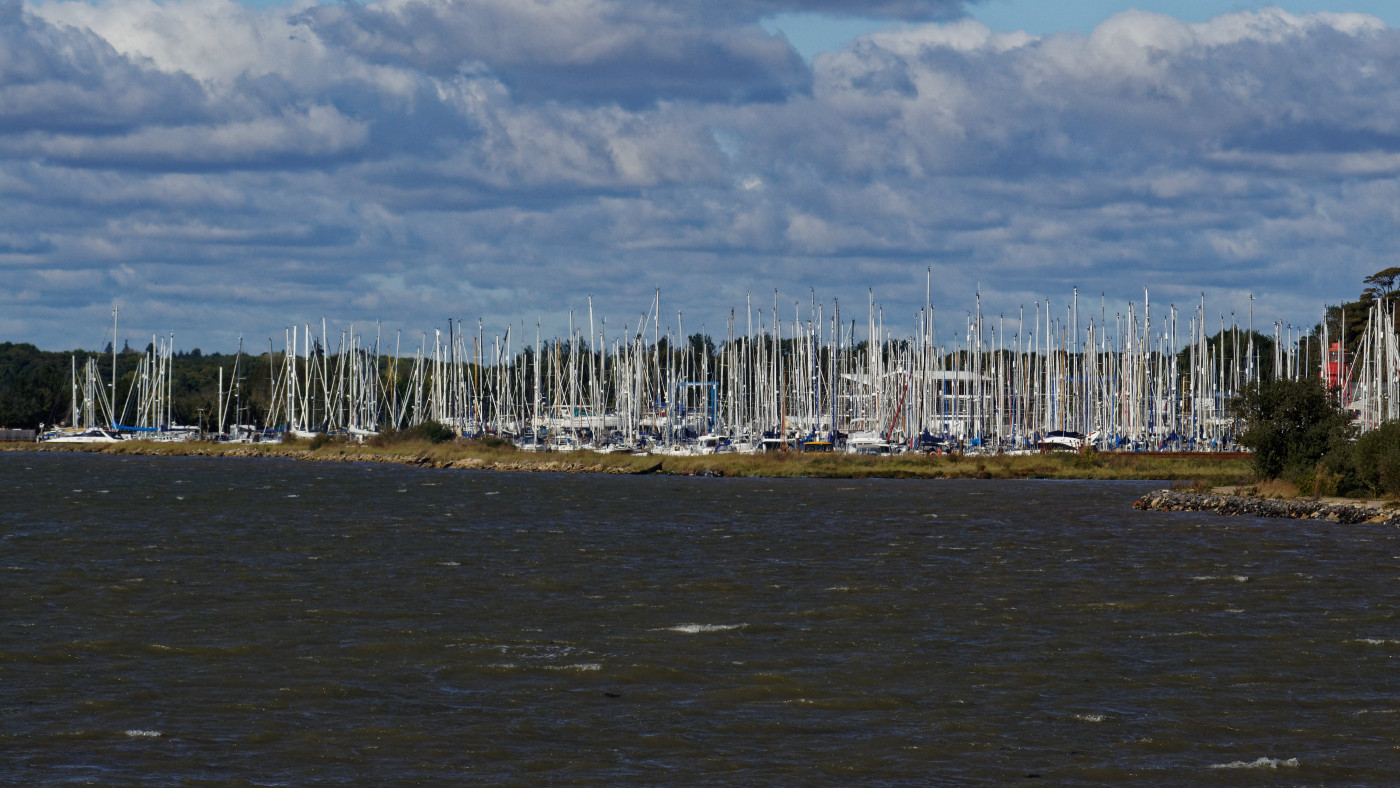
top-left (1135, 489), bottom-right (1400, 526)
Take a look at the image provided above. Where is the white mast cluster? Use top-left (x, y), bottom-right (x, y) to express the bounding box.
top-left (1336, 298), bottom-right (1400, 431)
top-left (223, 286), bottom-right (1327, 454)
top-left (48, 286), bottom-right (1372, 452)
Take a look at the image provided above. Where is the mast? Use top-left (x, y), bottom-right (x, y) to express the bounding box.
top-left (110, 306), bottom-right (118, 428)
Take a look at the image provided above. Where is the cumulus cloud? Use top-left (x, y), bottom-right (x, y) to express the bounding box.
top-left (6, 105), bottom-right (369, 168)
top-left (301, 0), bottom-right (811, 106)
top-left (3, 0), bottom-right (1399, 349)
top-left (708, 0), bottom-right (967, 23)
top-left (0, 0), bottom-right (206, 132)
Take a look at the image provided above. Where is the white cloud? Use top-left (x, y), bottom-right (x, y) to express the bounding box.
top-left (5, 1), bottom-right (1400, 348)
top-left (9, 105), bottom-right (368, 166)
top-left (34, 0), bottom-right (349, 87)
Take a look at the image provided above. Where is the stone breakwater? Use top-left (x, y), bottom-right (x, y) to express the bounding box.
top-left (1134, 489), bottom-right (1400, 525)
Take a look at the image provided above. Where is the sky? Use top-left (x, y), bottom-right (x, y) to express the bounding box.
top-left (5, 0), bottom-right (1400, 351)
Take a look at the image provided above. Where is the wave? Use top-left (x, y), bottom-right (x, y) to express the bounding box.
top-left (664, 624), bottom-right (746, 634)
top-left (1209, 757), bottom-right (1299, 769)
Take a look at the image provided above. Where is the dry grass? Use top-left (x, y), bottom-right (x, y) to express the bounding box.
top-left (1236, 478), bottom-right (1302, 500)
top-left (3, 440), bottom-right (1255, 483)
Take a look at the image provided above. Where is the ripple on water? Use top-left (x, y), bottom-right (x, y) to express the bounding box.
top-left (6, 457), bottom-right (1400, 784)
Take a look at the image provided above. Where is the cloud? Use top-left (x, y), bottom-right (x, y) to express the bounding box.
top-left (301, 0), bottom-right (811, 107)
top-left (0, 1), bottom-right (206, 133)
top-left (715, 0), bottom-right (968, 23)
top-left (4, 1), bottom-right (1400, 350)
top-left (6, 105), bottom-right (369, 168)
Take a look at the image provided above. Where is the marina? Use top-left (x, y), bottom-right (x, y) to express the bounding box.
top-left (43, 286), bottom-right (1385, 456)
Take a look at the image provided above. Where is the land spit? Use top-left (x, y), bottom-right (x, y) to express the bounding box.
top-left (1134, 489), bottom-right (1400, 525)
top-left (2, 440), bottom-right (1253, 482)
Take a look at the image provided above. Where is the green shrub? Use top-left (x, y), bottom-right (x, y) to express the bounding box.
top-left (1297, 463), bottom-right (1346, 497)
top-left (402, 421), bottom-right (457, 444)
top-left (1232, 378), bottom-right (1354, 483)
top-left (309, 432), bottom-right (332, 450)
top-left (370, 421), bottom-right (457, 446)
top-left (1353, 420), bottom-right (1400, 497)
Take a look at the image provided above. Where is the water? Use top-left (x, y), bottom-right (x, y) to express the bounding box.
top-left (4, 452), bottom-right (1399, 784)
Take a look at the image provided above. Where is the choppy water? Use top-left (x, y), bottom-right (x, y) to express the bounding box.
top-left (4, 452), bottom-right (1400, 784)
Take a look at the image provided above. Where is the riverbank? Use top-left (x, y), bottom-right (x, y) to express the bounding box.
top-left (2, 439), bottom-right (1255, 482)
top-left (1134, 488), bottom-right (1400, 525)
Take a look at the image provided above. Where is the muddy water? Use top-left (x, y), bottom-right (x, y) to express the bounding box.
top-left (4, 452), bottom-right (1396, 784)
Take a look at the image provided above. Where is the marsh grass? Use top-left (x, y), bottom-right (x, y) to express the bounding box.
top-left (9, 440), bottom-right (1255, 483)
top-left (1238, 478), bottom-right (1301, 499)
top-left (1170, 478), bottom-right (1214, 493)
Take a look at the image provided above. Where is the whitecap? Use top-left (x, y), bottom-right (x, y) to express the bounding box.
top-left (546, 663), bottom-right (602, 671)
top-left (664, 623), bottom-right (746, 634)
top-left (1357, 638), bottom-right (1400, 645)
top-left (438, 561), bottom-right (460, 567)
top-left (1073, 714), bottom-right (1105, 723)
top-left (124, 730), bottom-right (161, 738)
top-left (1209, 757), bottom-right (1298, 769)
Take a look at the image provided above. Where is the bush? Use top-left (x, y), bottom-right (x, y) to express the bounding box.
top-left (1074, 445), bottom-right (1101, 469)
top-left (401, 421), bottom-right (457, 444)
top-left (1296, 463), bottom-right (1347, 498)
top-left (309, 432), bottom-right (332, 450)
top-left (1353, 420), bottom-right (1400, 497)
top-left (1232, 378), bottom-right (1354, 483)
top-left (370, 421), bottom-right (458, 446)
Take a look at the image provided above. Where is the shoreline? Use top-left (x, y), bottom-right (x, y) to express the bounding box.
top-left (25, 441), bottom-right (1398, 523)
top-left (1134, 488), bottom-right (1400, 525)
top-left (1, 440), bottom-right (1253, 482)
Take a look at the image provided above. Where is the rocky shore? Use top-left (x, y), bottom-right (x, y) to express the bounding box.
top-left (1134, 489), bottom-right (1400, 525)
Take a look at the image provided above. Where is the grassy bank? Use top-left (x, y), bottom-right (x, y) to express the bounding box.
top-left (2, 440), bottom-right (1255, 483)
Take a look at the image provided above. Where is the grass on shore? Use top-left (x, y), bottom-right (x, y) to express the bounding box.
top-left (7, 438), bottom-right (1254, 483)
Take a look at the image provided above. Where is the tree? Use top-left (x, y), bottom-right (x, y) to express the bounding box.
top-left (1231, 378), bottom-right (1353, 482)
top-left (1362, 266), bottom-right (1400, 302)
